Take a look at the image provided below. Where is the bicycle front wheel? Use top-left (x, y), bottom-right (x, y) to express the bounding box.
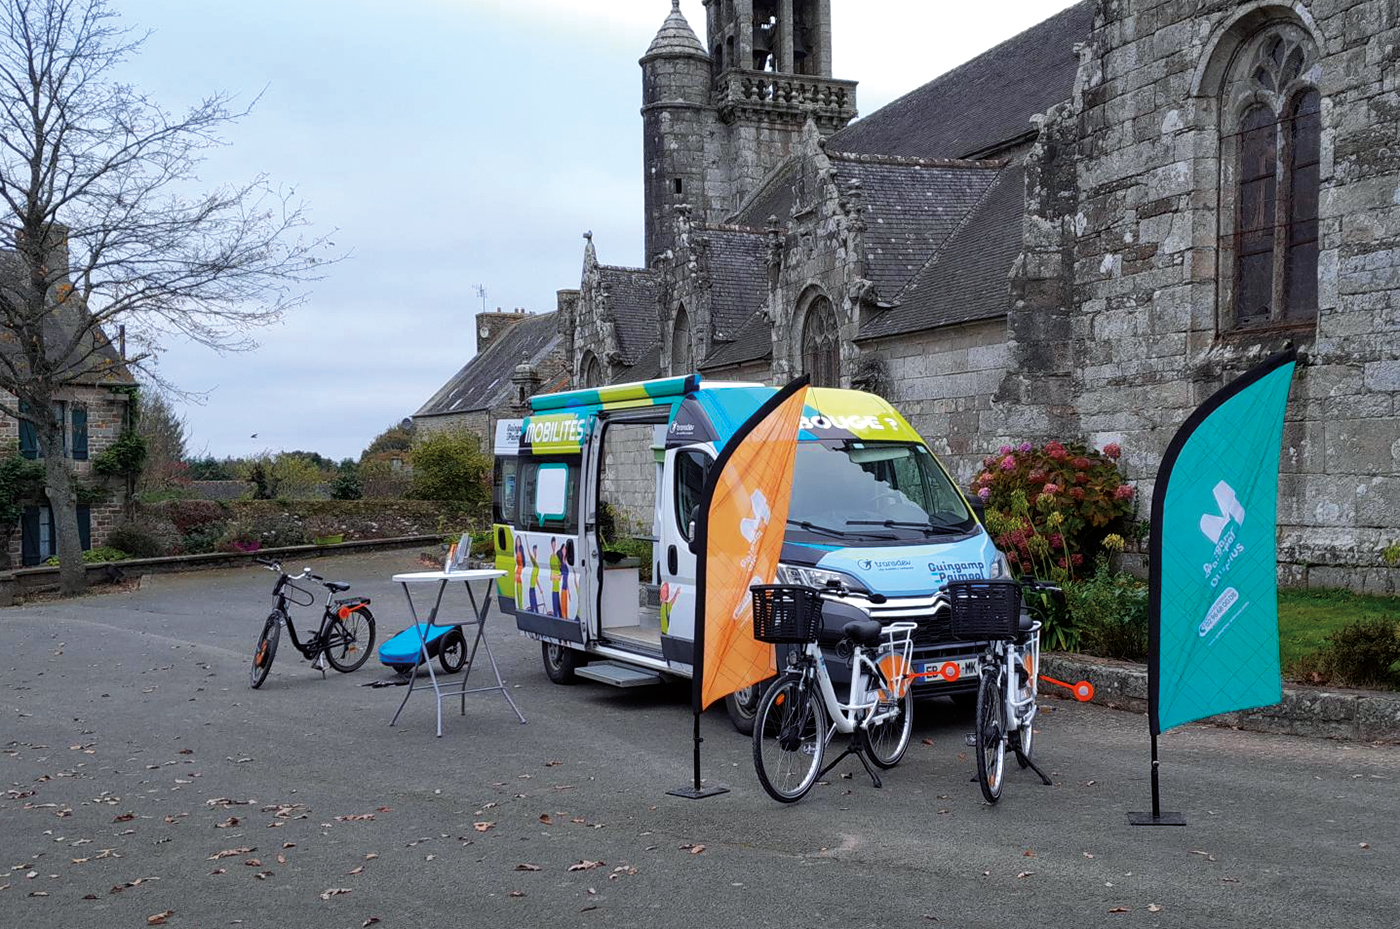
top-left (975, 668), bottom-right (1006, 803)
top-left (323, 606), bottom-right (376, 673)
top-left (250, 612), bottom-right (282, 689)
top-left (752, 673), bottom-right (827, 803)
top-left (864, 686), bottom-right (913, 769)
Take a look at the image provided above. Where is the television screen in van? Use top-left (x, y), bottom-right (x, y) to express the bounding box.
top-left (787, 441), bottom-right (976, 543)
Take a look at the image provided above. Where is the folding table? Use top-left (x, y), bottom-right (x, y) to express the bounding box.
top-left (388, 569), bottom-right (526, 737)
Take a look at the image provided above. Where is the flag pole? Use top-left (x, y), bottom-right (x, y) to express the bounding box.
top-left (668, 376), bottom-right (809, 800)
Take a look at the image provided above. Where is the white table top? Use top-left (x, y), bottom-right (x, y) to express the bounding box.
top-left (392, 569), bottom-right (506, 584)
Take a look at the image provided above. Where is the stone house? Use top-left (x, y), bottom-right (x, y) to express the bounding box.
top-left (0, 232), bottom-right (135, 567)
top-left (425, 0), bottom-right (1400, 591)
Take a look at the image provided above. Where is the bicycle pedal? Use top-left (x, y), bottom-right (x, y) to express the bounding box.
top-left (963, 732), bottom-right (977, 747)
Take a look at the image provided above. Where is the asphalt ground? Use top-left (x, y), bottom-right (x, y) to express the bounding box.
top-left (1, 549), bottom-right (1397, 929)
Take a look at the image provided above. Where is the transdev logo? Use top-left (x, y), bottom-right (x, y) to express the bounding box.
top-left (1199, 586), bottom-right (1239, 637)
top-left (856, 557), bottom-right (913, 571)
top-left (1200, 481), bottom-right (1245, 544)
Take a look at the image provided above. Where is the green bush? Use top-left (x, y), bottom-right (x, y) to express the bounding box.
top-left (44, 546), bottom-right (129, 566)
top-left (1288, 617), bottom-right (1400, 690)
top-left (106, 524), bottom-right (166, 558)
top-left (220, 513), bottom-right (307, 550)
top-left (181, 522), bottom-right (229, 555)
top-left (406, 429), bottom-right (491, 509)
top-left (1062, 556), bottom-right (1149, 661)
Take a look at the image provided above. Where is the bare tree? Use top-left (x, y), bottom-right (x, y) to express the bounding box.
top-left (0, 0), bottom-right (334, 593)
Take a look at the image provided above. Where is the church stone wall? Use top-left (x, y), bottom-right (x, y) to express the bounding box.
top-left (1010, 0), bottom-right (1400, 591)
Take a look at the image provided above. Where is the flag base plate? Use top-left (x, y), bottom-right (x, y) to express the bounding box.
top-left (1128, 811), bottom-right (1186, 826)
top-left (667, 782), bottom-right (729, 800)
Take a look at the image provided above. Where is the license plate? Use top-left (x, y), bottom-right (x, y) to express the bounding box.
top-left (919, 659), bottom-right (977, 682)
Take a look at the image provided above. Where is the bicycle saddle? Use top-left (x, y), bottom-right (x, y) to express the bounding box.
top-left (325, 580), bottom-right (352, 592)
top-left (841, 619), bottom-right (884, 647)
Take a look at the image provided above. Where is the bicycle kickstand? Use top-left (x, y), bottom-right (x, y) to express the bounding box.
top-left (818, 738), bottom-right (883, 789)
top-left (1014, 746), bottom-right (1053, 786)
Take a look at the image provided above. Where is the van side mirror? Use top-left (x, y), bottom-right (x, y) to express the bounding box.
top-left (964, 492), bottom-right (986, 523)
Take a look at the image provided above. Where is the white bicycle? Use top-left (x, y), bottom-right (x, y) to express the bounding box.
top-left (749, 583), bottom-right (918, 803)
top-left (948, 578), bottom-right (1060, 803)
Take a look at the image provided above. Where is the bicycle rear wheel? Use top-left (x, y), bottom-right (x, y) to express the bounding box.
top-left (250, 612), bottom-right (282, 689)
top-left (975, 667), bottom-right (1006, 803)
top-left (864, 686), bottom-right (913, 769)
top-left (752, 673), bottom-right (826, 803)
top-left (323, 606), bottom-right (376, 673)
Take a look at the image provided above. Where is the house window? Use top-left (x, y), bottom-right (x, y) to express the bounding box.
top-left (671, 306), bottom-right (693, 376)
top-left (673, 177), bottom-right (684, 195)
top-left (579, 351), bottom-right (603, 389)
top-left (21, 504), bottom-right (91, 566)
top-left (1220, 26), bottom-right (1320, 330)
top-left (18, 399), bottom-right (67, 459)
top-left (800, 295), bottom-right (840, 387)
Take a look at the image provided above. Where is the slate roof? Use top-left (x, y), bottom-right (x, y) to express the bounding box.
top-left (643, 1), bottom-right (705, 59)
top-left (702, 308), bottom-right (771, 370)
top-left (859, 164), bottom-right (1023, 341)
top-left (829, 154), bottom-right (1004, 300)
top-left (598, 265), bottom-right (660, 366)
top-left (828, 0), bottom-right (1094, 159)
top-left (731, 160), bottom-right (798, 226)
top-left (0, 251), bottom-right (134, 385)
top-left (414, 311), bottom-right (560, 417)
top-left (701, 228), bottom-right (769, 340)
top-left (618, 343), bottom-right (661, 382)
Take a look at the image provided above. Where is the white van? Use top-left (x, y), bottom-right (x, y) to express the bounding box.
top-left (493, 375), bottom-right (1011, 731)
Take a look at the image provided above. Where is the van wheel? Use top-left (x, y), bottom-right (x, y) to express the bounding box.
top-left (542, 642), bottom-right (582, 684)
top-left (724, 677), bottom-right (773, 735)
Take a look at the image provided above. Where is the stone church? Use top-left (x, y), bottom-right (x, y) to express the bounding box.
top-left (419, 0), bottom-right (1400, 592)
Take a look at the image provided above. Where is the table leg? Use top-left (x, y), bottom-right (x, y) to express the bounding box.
top-left (466, 579), bottom-right (527, 725)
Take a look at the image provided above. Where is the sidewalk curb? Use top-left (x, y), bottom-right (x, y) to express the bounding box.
top-left (1041, 653), bottom-right (1400, 743)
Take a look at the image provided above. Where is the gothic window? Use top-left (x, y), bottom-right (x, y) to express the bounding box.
top-left (671, 306), bottom-right (693, 376)
top-left (579, 351), bottom-right (602, 389)
top-left (1220, 26), bottom-right (1321, 330)
top-left (800, 295), bottom-right (839, 387)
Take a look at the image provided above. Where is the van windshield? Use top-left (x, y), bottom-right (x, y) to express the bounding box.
top-left (787, 441), bottom-right (976, 543)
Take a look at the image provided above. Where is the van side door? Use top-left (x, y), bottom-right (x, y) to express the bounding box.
top-left (657, 444), bottom-right (711, 668)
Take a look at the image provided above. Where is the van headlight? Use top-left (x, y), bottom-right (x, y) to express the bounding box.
top-left (776, 563), bottom-right (867, 593)
top-left (988, 552), bottom-right (1012, 579)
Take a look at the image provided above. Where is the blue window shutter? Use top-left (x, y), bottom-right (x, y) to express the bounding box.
top-left (18, 399), bottom-right (38, 459)
top-left (71, 405), bottom-right (88, 460)
top-left (77, 505), bottom-right (91, 551)
top-left (21, 507), bottom-right (39, 566)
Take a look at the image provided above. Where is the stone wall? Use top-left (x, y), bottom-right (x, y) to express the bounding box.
top-left (599, 422), bottom-right (660, 538)
top-left (998, 0), bottom-right (1400, 591)
top-left (866, 318), bottom-right (1013, 483)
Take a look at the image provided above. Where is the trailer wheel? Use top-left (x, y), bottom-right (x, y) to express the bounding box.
top-left (724, 677), bottom-right (773, 735)
top-left (542, 642), bottom-right (582, 684)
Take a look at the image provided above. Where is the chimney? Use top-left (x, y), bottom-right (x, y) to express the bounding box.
top-left (475, 307), bottom-right (531, 355)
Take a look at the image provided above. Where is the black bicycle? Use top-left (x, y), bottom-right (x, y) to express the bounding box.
top-left (249, 558), bottom-right (377, 688)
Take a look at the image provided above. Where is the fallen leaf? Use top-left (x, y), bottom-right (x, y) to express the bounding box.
top-left (1147, 904), bottom-right (1163, 913)
top-left (362, 920), bottom-right (381, 928)
top-left (244, 858), bottom-right (262, 867)
top-left (1023, 850), bottom-right (1037, 858)
top-left (680, 843), bottom-right (705, 854)
top-left (514, 864), bottom-right (541, 872)
top-left (508, 890), bottom-right (525, 898)
top-left (376, 807), bottom-right (392, 813)
top-left (147, 911), bottom-right (174, 926)
top-left (545, 760), bottom-right (563, 767)
top-left (336, 814), bottom-right (375, 823)
top-left (254, 871), bottom-right (273, 880)
top-left (216, 817), bottom-right (241, 829)
top-left (538, 814), bottom-right (553, 825)
top-left (921, 738), bottom-right (934, 745)
top-left (1108, 907), bottom-right (1129, 914)
top-left (473, 822), bottom-right (494, 832)
top-left (276, 854), bottom-right (286, 865)
top-left (347, 866), bottom-right (363, 876)
top-left (209, 868), bottom-right (226, 875)
top-left (1017, 871), bottom-right (1034, 879)
top-left (207, 847), bottom-right (255, 860)
top-left (113, 813), bottom-right (136, 823)
top-left (364, 853), bottom-right (378, 860)
top-left (1360, 843), bottom-right (1370, 849)
top-left (568, 860), bottom-right (604, 872)
top-left (319, 887), bottom-right (353, 901)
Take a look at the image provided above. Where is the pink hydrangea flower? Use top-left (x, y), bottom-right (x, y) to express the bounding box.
top-left (1048, 446), bottom-right (1068, 461)
top-left (1018, 442), bottom-right (1033, 452)
top-left (1043, 483), bottom-right (1061, 495)
top-left (1072, 456), bottom-right (1092, 470)
top-left (977, 486), bottom-right (991, 500)
top-left (1103, 442), bottom-right (1122, 460)
top-left (998, 444), bottom-right (1013, 455)
top-left (1000, 455), bottom-right (1016, 471)
top-left (1114, 484), bottom-right (1136, 500)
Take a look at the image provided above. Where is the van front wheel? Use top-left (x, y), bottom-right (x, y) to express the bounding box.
top-left (542, 642), bottom-right (582, 684)
top-left (724, 677), bottom-right (774, 735)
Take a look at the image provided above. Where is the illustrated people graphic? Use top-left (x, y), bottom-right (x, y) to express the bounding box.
top-left (658, 581), bottom-right (682, 634)
top-left (549, 537), bottom-right (562, 617)
top-left (528, 544), bottom-right (541, 613)
top-left (514, 537), bottom-right (525, 607)
top-left (559, 539), bottom-right (572, 618)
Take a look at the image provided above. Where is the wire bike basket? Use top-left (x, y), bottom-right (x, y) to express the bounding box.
top-left (750, 584), bottom-right (825, 644)
top-left (947, 579), bottom-right (1023, 641)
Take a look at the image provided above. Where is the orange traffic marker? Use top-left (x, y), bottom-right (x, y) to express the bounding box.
top-left (1040, 675), bottom-right (1094, 702)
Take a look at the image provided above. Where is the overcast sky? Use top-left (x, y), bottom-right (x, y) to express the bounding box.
top-left (113, 0), bottom-right (1080, 462)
